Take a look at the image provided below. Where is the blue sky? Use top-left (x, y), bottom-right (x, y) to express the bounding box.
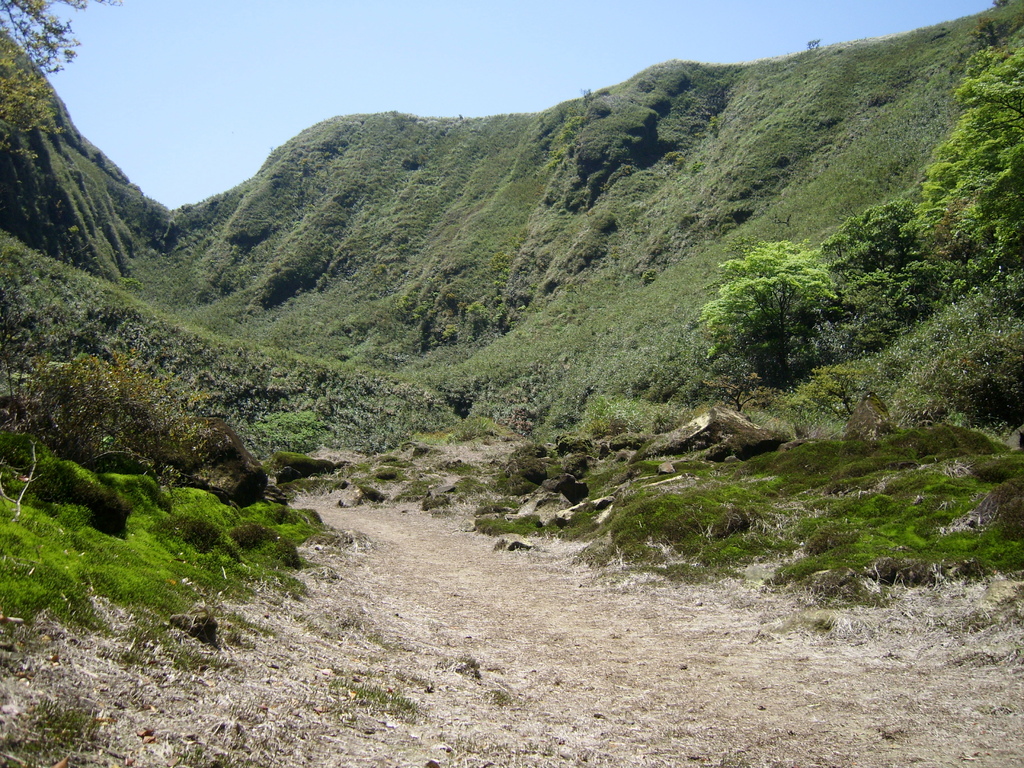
top-left (49, 0), bottom-right (991, 209)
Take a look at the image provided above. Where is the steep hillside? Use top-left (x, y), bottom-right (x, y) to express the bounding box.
top-left (0, 76), bottom-right (170, 280)
top-left (128, 11), bottom-right (989, 384)
top-left (0, 234), bottom-right (456, 452)
top-left (3, 2), bottom-right (1022, 445)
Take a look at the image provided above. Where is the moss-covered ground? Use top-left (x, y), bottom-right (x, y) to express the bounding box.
top-left (0, 433), bottom-right (322, 627)
top-left (473, 425), bottom-right (1024, 595)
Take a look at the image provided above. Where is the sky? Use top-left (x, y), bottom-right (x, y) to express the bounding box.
top-left (48, 0), bottom-right (992, 210)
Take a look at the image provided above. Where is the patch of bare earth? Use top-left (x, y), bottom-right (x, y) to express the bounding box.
top-left (3, 443), bottom-right (1024, 767)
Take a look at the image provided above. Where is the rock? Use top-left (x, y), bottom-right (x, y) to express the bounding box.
top-left (355, 485), bottom-right (386, 504)
top-left (607, 432), bottom-right (650, 451)
top-left (866, 557), bottom-right (936, 587)
top-left (561, 453), bottom-right (590, 478)
top-left (637, 406), bottom-right (785, 462)
top-left (494, 535), bottom-right (533, 552)
top-left (843, 393), bottom-right (894, 441)
top-left (429, 482), bottom-right (458, 498)
top-left (170, 607), bottom-right (218, 646)
top-left (1007, 425), bottom-right (1024, 451)
top-left (657, 461), bottom-right (677, 475)
top-left (541, 473), bottom-right (589, 504)
top-left (263, 484), bottom-right (288, 504)
top-left (516, 491), bottom-right (572, 525)
top-left (187, 418), bottom-right (268, 507)
top-left (778, 609), bottom-right (841, 633)
top-left (555, 434), bottom-right (596, 457)
top-left (970, 478), bottom-right (1024, 537)
top-left (266, 451), bottom-right (336, 483)
top-left (743, 564), bottom-right (775, 585)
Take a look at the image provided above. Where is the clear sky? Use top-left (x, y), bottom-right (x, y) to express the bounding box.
top-left (48, 0), bottom-right (991, 209)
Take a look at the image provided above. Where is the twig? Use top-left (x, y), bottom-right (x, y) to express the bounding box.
top-left (0, 439), bottom-right (36, 522)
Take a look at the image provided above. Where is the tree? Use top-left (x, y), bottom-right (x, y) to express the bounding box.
top-left (919, 46), bottom-right (1024, 283)
top-left (701, 241), bottom-right (834, 388)
top-left (1, 0), bottom-right (120, 73)
top-left (821, 200), bottom-right (947, 354)
top-left (1, 1), bottom-right (119, 137)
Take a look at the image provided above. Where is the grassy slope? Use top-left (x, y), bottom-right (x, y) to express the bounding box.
top-left (1, 234), bottom-right (457, 453)
top-left (0, 89), bottom-right (170, 280)
top-left (123, 11), bottom-right (991, 438)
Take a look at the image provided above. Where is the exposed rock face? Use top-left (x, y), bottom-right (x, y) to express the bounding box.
top-left (843, 394), bottom-right (894, 441)
top-left (187, 418), bottom-right (268, 507)
top-left (638, 406), bottom-right (785, 462)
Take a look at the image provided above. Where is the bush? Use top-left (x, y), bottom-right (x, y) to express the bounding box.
top-left (20, 354), bottom-right (207, 475)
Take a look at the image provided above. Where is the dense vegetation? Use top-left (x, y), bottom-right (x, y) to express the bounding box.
top-left (1, 1), bottom-right (1024, 631)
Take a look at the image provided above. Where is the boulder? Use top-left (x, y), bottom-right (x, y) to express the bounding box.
top-left (267, 451), bottom-right (336, 483)
top-left (843, 393), bottom-right (894, 441)
top-left (188, 418), bottom-right (267, 507)
top-left (493, 535), bottom-right (534, 552)
top-left (637, 406), bottom-right (784, 462)
top-left (516, 490), bottom-right (572, 526)
top-left (542, 473), bottom-right (589, 504)
top-left (1006, 425), bottom-right (1024, 452)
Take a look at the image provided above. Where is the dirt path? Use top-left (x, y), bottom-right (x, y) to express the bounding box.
top-left (7, 486), bottom-right (1024, 768)
top-left (308, 498), bottom-right (1024, 768)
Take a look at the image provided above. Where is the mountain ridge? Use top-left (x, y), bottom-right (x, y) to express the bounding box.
top-left (2, 2), bottom-right (1023, 447)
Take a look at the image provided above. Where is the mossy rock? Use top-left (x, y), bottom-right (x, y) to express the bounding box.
top-left (267, 451), bottom-right (336, 483)
top-left (0, 434), bottom-right (133, 535)
top-left (555, 434), bottom-right (596, 457)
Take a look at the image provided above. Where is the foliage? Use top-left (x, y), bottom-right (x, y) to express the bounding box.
top-left (249, 410), bottom-right (331, 455)
top-left (0, 0), bottom-right (120, 73)
top-left (701, 241), bottom-right (834, 387)
top-left (20, 353), bottom-right (208, 475)
top-left (920, 45), bottom-right (1024, 284)
top-left (0, 34), bottom-right (55, 136)
top-left (820, 200), bottom-right (947, 356)
top-left (783, 363), bottom-right (872, 420)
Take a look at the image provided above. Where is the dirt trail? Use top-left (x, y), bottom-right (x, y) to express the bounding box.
top-left (309, 498), bottom-right (1024, 768)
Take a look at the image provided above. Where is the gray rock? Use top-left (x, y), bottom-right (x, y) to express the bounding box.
top-left (843, 393), bottom-right (894, 441)
top-left (429, 482), bottom-right (458, 498)
top-left (494, 535), bottom-right (533, 552)
top-left (638, 406), bottom-right (785, 462)
top-left (516, 491), bottom-right (572, 525)
top-left (981, 580), bottom-right (1024, 610)
top-left (541, 473), bottom-right (589, 504)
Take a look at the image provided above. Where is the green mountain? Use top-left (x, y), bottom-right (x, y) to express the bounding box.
top-left (2, 3), bottom-right (1023, 448)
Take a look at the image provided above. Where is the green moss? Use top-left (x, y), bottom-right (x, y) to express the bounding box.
top-left (474, 514), bottom-right (545, 537)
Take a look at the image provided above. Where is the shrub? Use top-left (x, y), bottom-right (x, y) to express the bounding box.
top-left (20, 354), bottom-right (207, 476)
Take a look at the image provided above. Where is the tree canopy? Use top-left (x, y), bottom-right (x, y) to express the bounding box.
top-left (920, 45), bottom-right (1024, 280)
top-left (701, 241), bottom-right (834, 388)
top-left (1, 0), bottom-right (119, 73)
top-left (1, 1), bottom-right (118, 137)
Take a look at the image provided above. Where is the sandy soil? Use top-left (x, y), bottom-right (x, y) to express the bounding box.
top-left (4, 459), bottom-right (1024, 768)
